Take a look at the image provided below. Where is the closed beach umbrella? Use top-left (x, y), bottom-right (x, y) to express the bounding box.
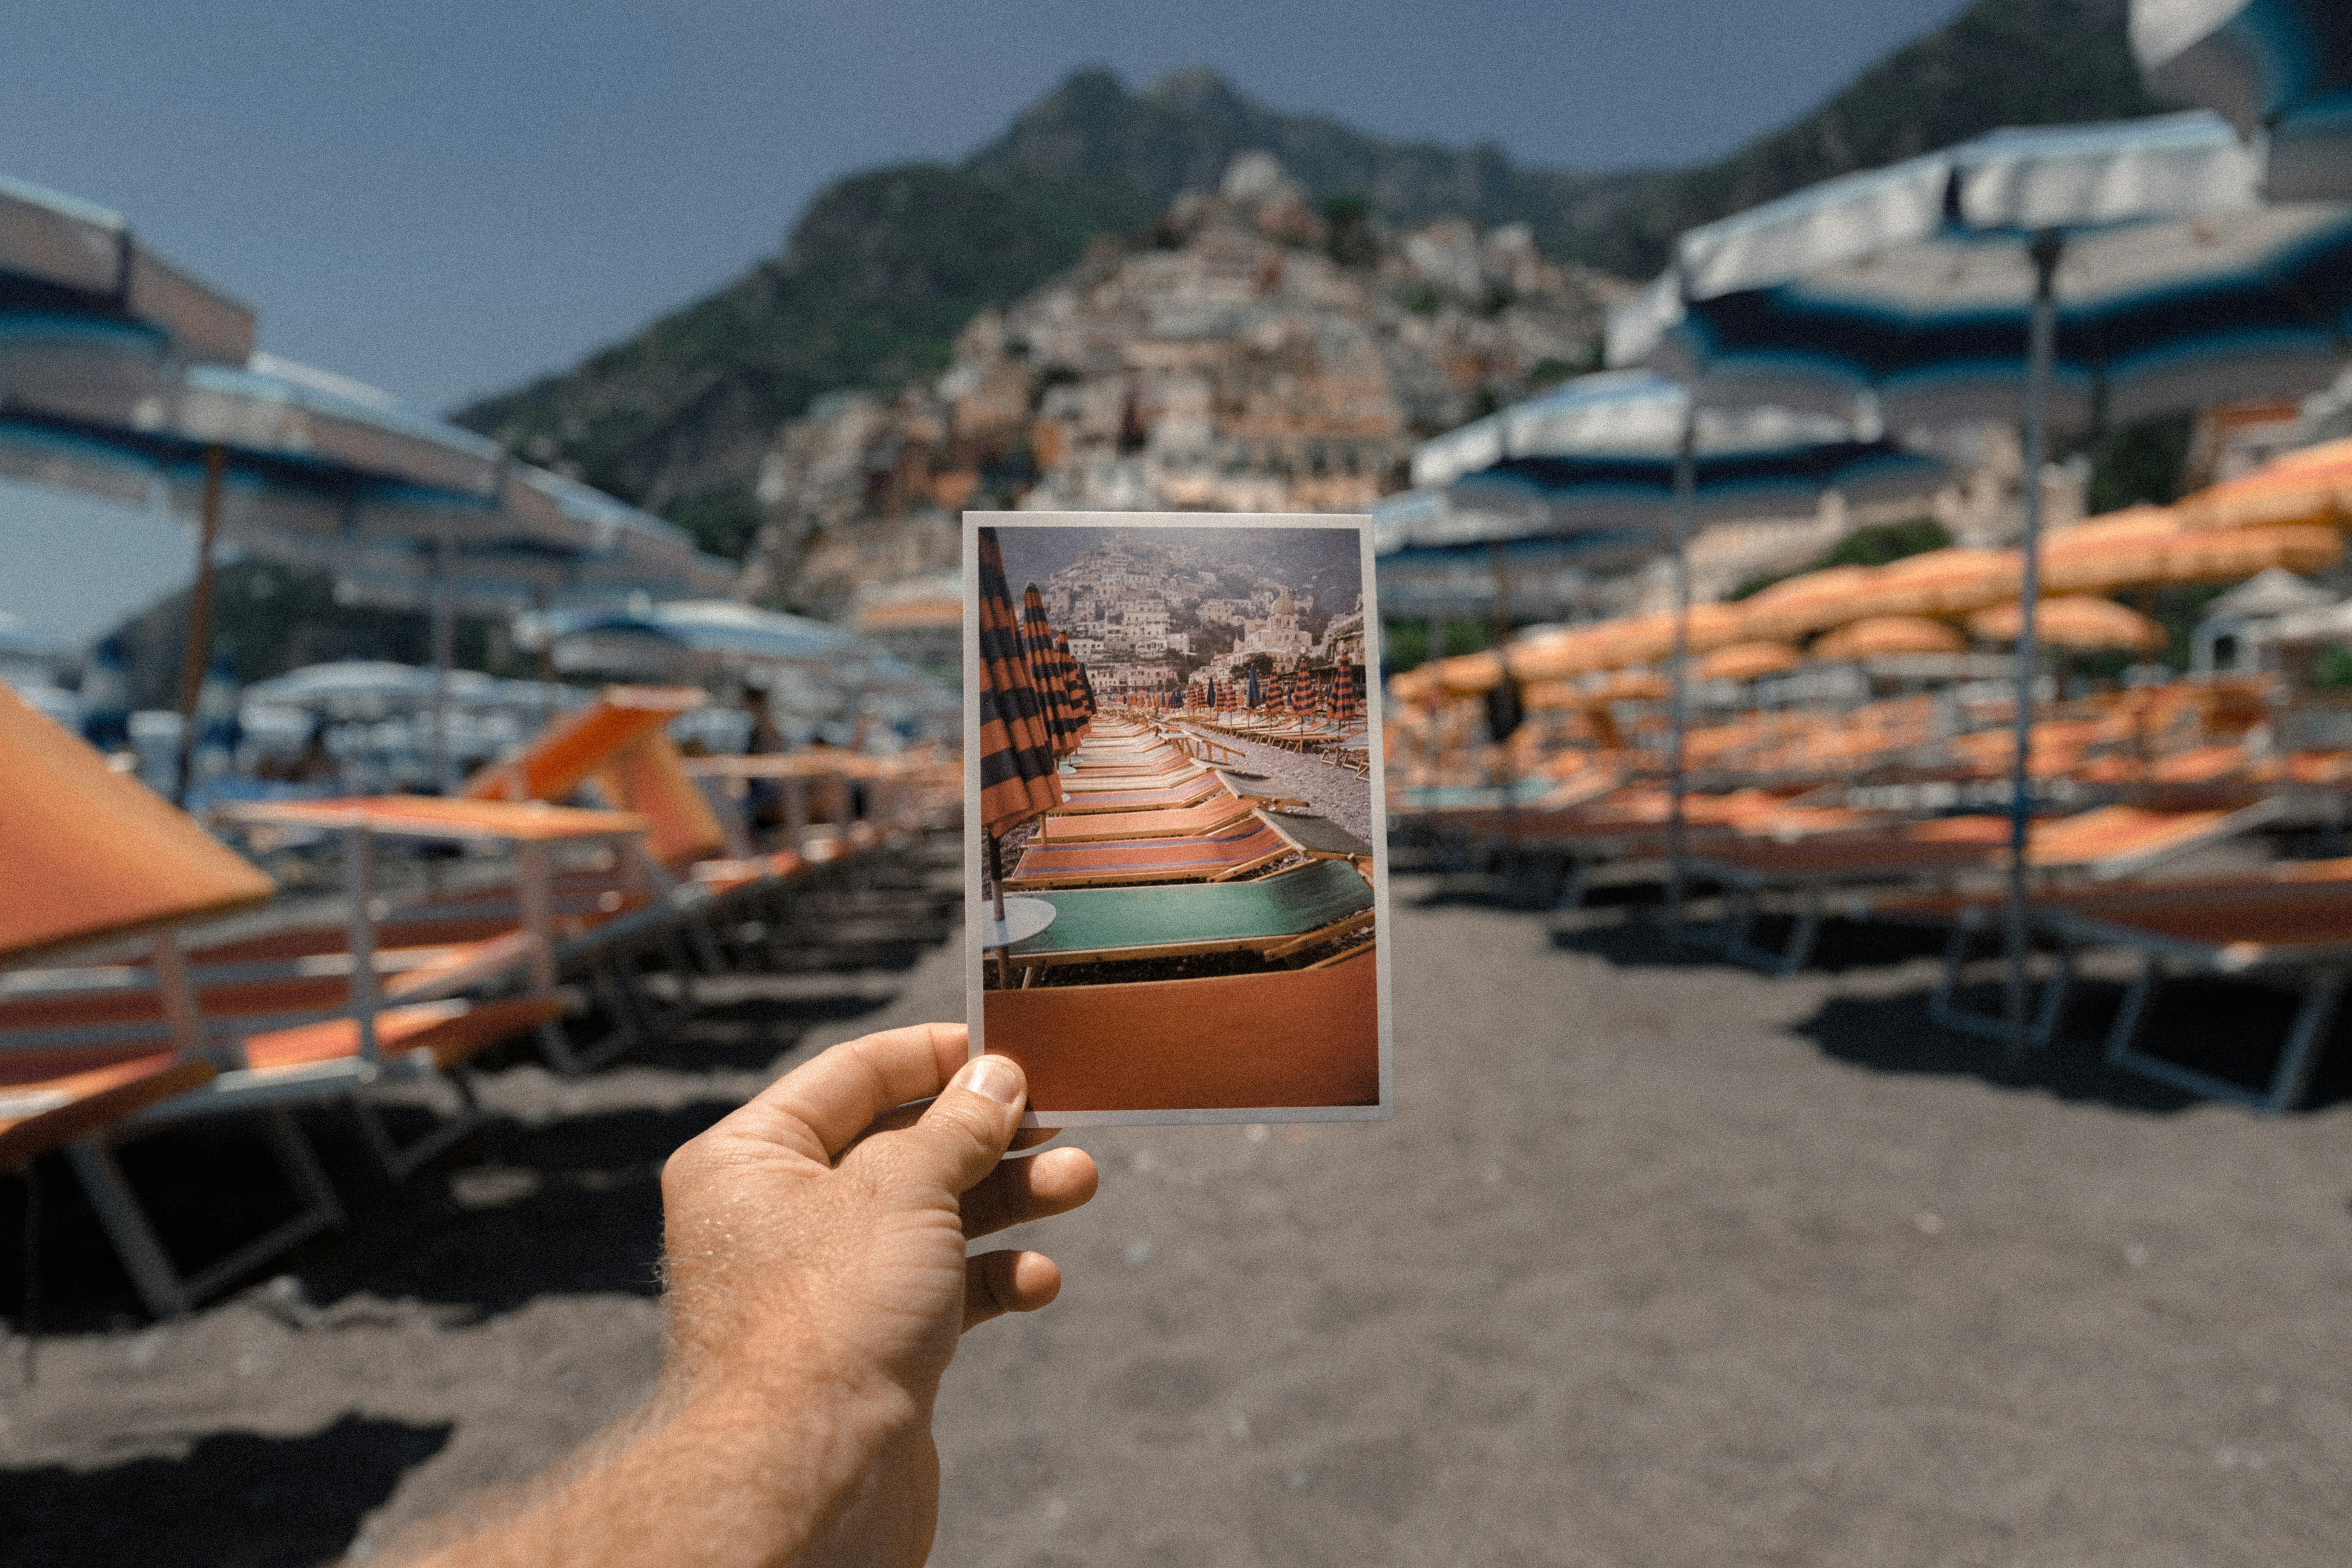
top-left (1020, 585), bottom-right (1073, 758)
top-left (1811, 616), bottom-right (1969, 660)
top-left (1696, 640), bottom-right (1803, 681)
top-left (1055, 633), bottom-right (1092, 738)
top-left (1968, 596), bottom-right (2166, 653)
top-left (1331, 659), bottom-right (1359, 726)
top-left (1246, 667), bottom-right (1262, 709)
top-left (2175, 435), bottom-right (2352, 529)
top-left (2135, 0), bottom-right (2352, 200)
top-left (976, 531), bottom-right (1061, 839)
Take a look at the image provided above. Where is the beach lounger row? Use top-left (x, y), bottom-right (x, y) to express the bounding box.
top-left (984, 718), bottom-right (1380, 1112)
top-left (2, 683), bottom-right (955, 1317)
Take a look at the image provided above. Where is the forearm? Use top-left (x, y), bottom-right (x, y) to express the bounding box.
top-left (396, 1377), bottom-right (923, 1568)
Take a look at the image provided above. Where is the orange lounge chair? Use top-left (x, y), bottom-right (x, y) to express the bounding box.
top-left (1032, 791), bottom-right (1257, 844)
top-left (0, 685), bottom-right (564, 1314)
top-left (2039, 881), bottom-right (2352, 1113)
top-left (983, 947), bottom-right (1378, 1114)
top-left (1004, 813), bottom-right (1295, 889)
top-left (1685, 799), bottom-right (2284, 974)
top-left (1849, 859), bottom-right (2352, 1068)
top-left (1043, 771), bottom-right (1230, 814)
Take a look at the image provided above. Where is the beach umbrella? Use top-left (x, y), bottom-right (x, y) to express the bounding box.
top-left (1055, 633), bottom-right (1092, 738)
top-left (2135, 0), bottom-right (2352, 200)
top-left (1968, 596), bottom-right (2167, 653)
top-left (1330, 659), bottom-right (1360, 726)
top-left (1617, 110), bottom-right (2352, 1050)
top-left (1019, 584), bottom-right (1074, 758)
top-left (2175, 435), bottom-right (2352, 529)
top-left (975, 531), bottom-right (1061, 840)
top-left (1245, 666), bottom-right (1262, 709)
top-left (1398, 369), bottom-right (1948, 931)
top-left (1810, 616), bottom-right (1969, 660)
top-left (1696, 641), bottom-right (1804, 681)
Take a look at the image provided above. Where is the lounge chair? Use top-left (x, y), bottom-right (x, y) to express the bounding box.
top-left (1005, 814), bottom-right (1294, 889)
top-left (1001, 859), bottom-right (1374, 971)
top-left (1686, 799), bottom-right (2285, 975)
top-left (1032, 792), bottom-right (1257, 844)
top-left (1044, 770), bottom-right (1231, 814)
top-left (2038, 878), bottom-right (2352, 1112)
top-left (0, 686), bottom-right (566, 1315)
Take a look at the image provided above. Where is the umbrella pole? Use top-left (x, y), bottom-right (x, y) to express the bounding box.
top-left (985, 831), bottom-right (1010, 989)
top-left (2004, 233), bottom-right (2063, 1064)
top-left (172, 444), bottom-right (226, 807)
top-left (429, 538), bottom-right (454, 792)
top-left (1666, 407), bottom-right (1697, 937)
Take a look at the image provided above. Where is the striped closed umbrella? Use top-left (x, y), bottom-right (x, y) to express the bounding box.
top-left (1054, 632), bottom-right (1092, 739)
top-left (1021, 585), bottom-right (1075, 758)
top-left (1289, 666), bottom-right (1314, 720)
top-left (977, 533), bottom-right (1062, 837)
top-left (1330, 659), bottom-right (1359, 726)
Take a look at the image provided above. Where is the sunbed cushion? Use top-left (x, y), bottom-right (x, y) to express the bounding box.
top-left (242, 995), bottom-right (565, 1073)
top-left (1008, 818), bottom-right (1289, 886)
top-left (0, 1051), bottom-right (217, 1167)
top-left (1009, 859), bottom-right (1372, 960)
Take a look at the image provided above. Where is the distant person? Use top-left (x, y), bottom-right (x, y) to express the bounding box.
top-left (376, 1026), bottom-right (1094, 1567)
top-left (741, 681), bottom-right (786, 832)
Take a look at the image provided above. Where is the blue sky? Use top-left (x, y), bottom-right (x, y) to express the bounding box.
top-left (2, 0), bottom-right (1965, 640)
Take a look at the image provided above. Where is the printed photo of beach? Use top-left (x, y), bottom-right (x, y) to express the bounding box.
top-left (964, 513), bottom-right (1389, 1124)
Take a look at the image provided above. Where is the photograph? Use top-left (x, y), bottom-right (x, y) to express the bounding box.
top-left (963, 512), bottom-right (1391, 1124)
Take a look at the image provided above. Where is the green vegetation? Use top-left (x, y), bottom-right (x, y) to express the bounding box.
top-left (112, 561), bottom-right (512, 708)
top-left (1822, 518), bottom-right (1954, 569)
top-left (2083, 413), bottom-right (2194, 513)
top-left (667, 484), bottom-right (767, 560)
top-left (453, 163), bottom-right (1152, 526)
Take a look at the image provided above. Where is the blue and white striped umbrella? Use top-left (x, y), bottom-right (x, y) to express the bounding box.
top-left (1615, 112), bottom-right (2352, 434)
top-left (2136, 0), bottom-right (2352, 201)
top-left (1391, 369), bottom-right (1946, 552)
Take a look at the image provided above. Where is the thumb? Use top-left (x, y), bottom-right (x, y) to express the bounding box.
top-left (892, 1054), bottom-right (1028, 1196)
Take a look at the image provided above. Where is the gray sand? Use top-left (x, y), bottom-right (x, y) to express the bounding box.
top-left (1182, 726), bottom-right (1372, 844)
top-left (3, 869), bottom-right (2348, 1565)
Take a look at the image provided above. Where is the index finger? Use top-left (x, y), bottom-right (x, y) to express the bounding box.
top-left (721, 1022), bottom-right (968, 1161)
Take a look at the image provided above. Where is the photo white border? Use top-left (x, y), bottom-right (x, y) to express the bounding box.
top-left (963, 510), bottom-right (1393, 1128)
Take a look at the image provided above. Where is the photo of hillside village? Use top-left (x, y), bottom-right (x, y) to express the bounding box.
top-left (997, 524), bottom-right (1367, 710)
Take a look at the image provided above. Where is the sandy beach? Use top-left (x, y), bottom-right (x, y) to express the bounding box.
top-left (4, 852), bottom-right (2349, 1564)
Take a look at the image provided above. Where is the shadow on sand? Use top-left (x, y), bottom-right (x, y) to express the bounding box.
top-left (0, 965), bottom-right (925, 1331)
top-left (1546, 906), bottom-right (2352, 1115)
top-left (0, 1414), bottom-right (450, 1568)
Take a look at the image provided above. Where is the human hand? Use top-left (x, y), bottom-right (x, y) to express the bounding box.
top-left (654, 1023), bottom-right (1098, 1565)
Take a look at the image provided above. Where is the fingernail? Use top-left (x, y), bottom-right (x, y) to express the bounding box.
top-left (958, 1054), bottom-right (1023, 1106)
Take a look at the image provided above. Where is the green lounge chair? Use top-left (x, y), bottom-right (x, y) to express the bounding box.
top-left (1004, 859), bottom-right (1374, 969)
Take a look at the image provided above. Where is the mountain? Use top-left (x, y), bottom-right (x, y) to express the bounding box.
top-left (452, 0), bottom-right (2168, 562)
top-left (742, 164), bottom-right (1629, 617)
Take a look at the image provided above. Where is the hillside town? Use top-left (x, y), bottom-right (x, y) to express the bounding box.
top-left (997, 528), bottom-right (1367, 703)
top-left (741, 151), bottom-right (1629, 617)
